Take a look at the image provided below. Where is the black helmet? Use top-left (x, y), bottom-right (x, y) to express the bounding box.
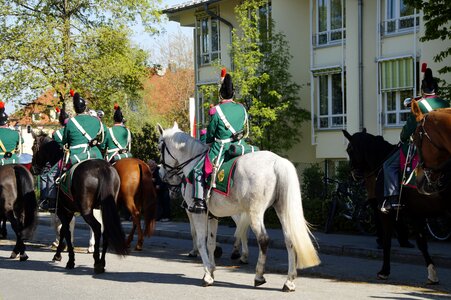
top-left (73, 92), bottom-right (86, 113)
top-left (0, 101), bottom-right (7, 126)
top-left (56, 107), bottom-right (69, 126)
top-left (113, 104), bottom-right (123, 123)
top-left (220, 73), bottom-right (234, 100)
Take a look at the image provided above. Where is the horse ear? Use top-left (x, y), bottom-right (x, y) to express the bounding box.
top-left (362, 128), bottom-right (367, 133)
top-left (411, 99), bottom-right (424, 122)
top-left (31, 129), bottom-right (36, 139)
top-left (173, 121), bottom-right (179, 130)
top-left (156, 123), bottom-right (164, 136)
top-left (342, 130), bottom-right (352, 141)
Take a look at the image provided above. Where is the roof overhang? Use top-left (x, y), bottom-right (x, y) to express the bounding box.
top-left (162, 0), bottom-right (221, 21)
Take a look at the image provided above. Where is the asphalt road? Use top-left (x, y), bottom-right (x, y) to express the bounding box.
top-left (1, 223), bottom-right (450, 300)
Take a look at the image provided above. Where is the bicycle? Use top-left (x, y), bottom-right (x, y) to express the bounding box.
top-left (426, 214), bottom-right (451, 241)
top-left (323, 177), bottom-right (375, 235)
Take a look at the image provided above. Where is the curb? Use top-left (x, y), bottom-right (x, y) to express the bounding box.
top-left (37, 216), bottom-right (451, 269)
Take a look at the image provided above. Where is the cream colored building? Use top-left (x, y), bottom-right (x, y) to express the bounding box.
top-left (164, 0), bottom-right (450, 171)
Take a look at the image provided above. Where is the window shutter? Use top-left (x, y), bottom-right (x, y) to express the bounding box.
top-left (311, 66), bottom-right (342, 77)
top-left (381, 58), bottom-right (413, 91)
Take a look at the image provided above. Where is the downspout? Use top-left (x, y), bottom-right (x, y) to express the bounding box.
top-left (358, 0), bottom-right (364, 131)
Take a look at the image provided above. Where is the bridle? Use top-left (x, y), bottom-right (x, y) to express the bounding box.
top-left (159, 139), bottom-right (207, 182)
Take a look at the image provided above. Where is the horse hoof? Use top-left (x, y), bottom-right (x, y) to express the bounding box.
top-left (427, 279), bottom-right (439, 285)
top-left (53, 254), bottom-right (62, 262)
top-left (188, 252), bottom-right (198, 258)
top-left (214, 246), bottom-right (223, 259)
top-left (65, 262), bottom-right (75, 269)
top-left (94, 262), bottom-right (105, 274)
top-left (10, 251), bottom-right (18, 259)
top-left (254, 278), bottom-right (266, 287)
top-left (377, 272), bottom-right (389, 280)
top-left (20, 254), bottom-right (29, 261)
top-left (239, 258), bottom-right (249, 265)
top-left (230, 251), bottom-right (241, 260)
top-left (282, 284), bottom-right (295, 292)
top-left (134, 245), bottom-right (143, 251)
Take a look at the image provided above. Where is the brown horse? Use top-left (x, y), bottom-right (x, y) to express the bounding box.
top-left (411, 100), bottom-right (451, 195)
top-left (113, 157), bottom-right (158, 250)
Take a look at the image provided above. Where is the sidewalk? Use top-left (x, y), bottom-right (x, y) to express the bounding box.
top-left (37, 212), bottom-right (451, 269)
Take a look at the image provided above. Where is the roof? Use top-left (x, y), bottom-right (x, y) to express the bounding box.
top-left (162, 0), bottom-right (221, 14)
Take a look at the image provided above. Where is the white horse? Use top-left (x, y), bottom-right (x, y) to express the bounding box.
top-left (157, 123), bottom-right (320, 292)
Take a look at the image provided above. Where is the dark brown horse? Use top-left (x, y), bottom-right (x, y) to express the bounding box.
top-left (411, 100), bottom-right (451, 195)
top-left (0, 164), bottom-right (37, 260)
top-left (31, 132), bottom-right (127, 274)
top-left (113, 157), bottom-right (158, 250)
top-left (343, 129), bottom-right (450, 284)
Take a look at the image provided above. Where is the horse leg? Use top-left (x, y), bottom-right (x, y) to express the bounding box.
top-left (6, 211), bottom-right (27, 261)
top-left (128, 202), bottom-right (143, 251)
top-left (57, 211), bottom-right (75, 269)
top-left (88, 209), bottom-right (102, 253)
top-left (99, 230), bottom-right (109, 273)
top-left (231, 213), bottom-right (249, 264)
top-left (413, 218), bottom-right (439, 284)
top-left (207, 217), bottom-right (218, 274)
top-left (0, 217), bottom-right (7, 239)
top-left (249, 214), bottom-right (269, 288)
top-left (186, 210), bottom-right (199, 257)
top-left (83, 212), bottom-right (103, 274)
top-left (191, 213), bottom-right (215, 286)
top-left (378, 212), bottom-right (394, 280)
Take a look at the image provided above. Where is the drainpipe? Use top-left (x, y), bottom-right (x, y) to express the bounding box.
top-left (358, 0), bottom-right (363, 131)
top-left (358, 0), bottom-right (364, 131)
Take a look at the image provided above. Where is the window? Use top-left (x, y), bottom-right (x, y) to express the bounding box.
top-left (257, 2), bottom-right (272, 42)
top-left (380, 57), bottom-right (415, 126)
top-left (383, 0), bottom-right (419, 35)
top-left (317, 72), bottom-right (346, 129)
top-left (196, 14), bottom-right (220, 66)
top-left (315, 0), bottom-right (345, 46)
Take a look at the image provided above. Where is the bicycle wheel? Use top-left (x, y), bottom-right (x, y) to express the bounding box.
top-left (324, 195), bottom-right (339, 233)
top-left (426, 217), bottom-right (451, 241)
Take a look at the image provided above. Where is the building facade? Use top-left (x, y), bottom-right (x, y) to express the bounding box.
top-left (164, 0), bottom-right (450, 172)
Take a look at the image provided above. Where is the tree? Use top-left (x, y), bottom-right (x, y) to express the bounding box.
top-left (230, 0), bottom-right (310, 152)
top-left (404, 0), bottom-right (451, 98)
top-left (0, 0), bottom-right (161, 112)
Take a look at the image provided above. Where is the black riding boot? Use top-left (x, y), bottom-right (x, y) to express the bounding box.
top-left (188, 198), bottom-right (207, 214)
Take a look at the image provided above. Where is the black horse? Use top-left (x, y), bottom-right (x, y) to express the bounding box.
top-left (342, 129), bottom-right (451, 284)
top-left (1, 216), bottom-right (7, 239)
top-left (31, 132), bottom-right (128, 273)
top-left (0, 164), bottom-right (37, 260)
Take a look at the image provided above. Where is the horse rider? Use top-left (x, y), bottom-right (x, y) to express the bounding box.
top-left (0, 101), bottom-right (22, 165)
top-left (62, 92), bottom-right (106, 166)
top-left (104, 104), bottom-right (132, 163)
top-left (190, 72), bottom-right (249, 213)
top-left (382, 68), bottom-right (450, 212)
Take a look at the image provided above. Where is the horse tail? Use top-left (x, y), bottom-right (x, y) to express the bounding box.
top-left (140, 163), bottom-right (157, 236)
top-left (99, 166), bottom-right (128, 256)
top-left (15, 165), bottom-right (37, 240)
top-left (274, 158), bottom-right (320, 269)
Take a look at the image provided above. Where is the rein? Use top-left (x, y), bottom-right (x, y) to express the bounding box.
top-left (160, 140), bottom-right (207, 179)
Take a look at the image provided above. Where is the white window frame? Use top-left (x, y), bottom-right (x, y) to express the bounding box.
top-left (383, 0), bottom-right (419, 36)
top-left (196, 13), bottom-right (221, 67)
top-left (317, 72), bottom-right (346, 129)
top-left (315, 0), bottom-right (345, 47)
top-left (383, 89), bottom-right (412, 127)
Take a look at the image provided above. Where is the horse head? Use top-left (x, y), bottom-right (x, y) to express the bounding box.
top-left (342, 129), bottom-right (369, 181)
top-left (156, 122), bottom-right (208, 186)
top-left (30, 130), bottom-right (62, 175)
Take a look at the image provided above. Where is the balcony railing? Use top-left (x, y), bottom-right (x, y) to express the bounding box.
top-left (381, 15), bottom-right (420, 36)
top-left (313, 28), bottom-right (346, 47)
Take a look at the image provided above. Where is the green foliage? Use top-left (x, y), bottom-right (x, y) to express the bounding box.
top-left (404, 0), bottom-right (451, 99)
top-left (231, 0), bottom-right (310, 152)
top-left (301, 164), bottom-right (329, 228)
top-left (130, 122), bottom-right (160, 163)
top-left (0, 0), bottom-right (160, 111)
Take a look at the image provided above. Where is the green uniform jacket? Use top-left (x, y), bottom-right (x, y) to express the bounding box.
top-left (206, 100), bottom-right (247, 163)
top-left (52, 127), bottom-right (64, 148)
top-left (62, 114), bottom-right (106, 163)
top-left (104, 124), bottom-right (132, 162)
top-left (0, 127), bottom-right (22, 164)
top-left (400, 96), bottom-right (450, 143)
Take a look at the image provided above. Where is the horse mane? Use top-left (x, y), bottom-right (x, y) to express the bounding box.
top-left (163, 127), bottom-right (208, 156)
top-left (353, 131), bottom-right (396, 166)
